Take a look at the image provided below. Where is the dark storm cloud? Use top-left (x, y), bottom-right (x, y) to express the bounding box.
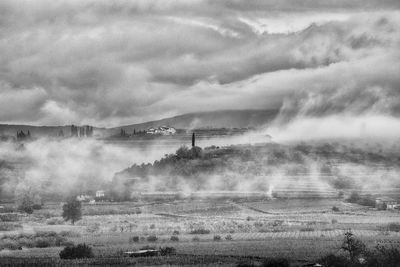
top-left (0, 0), bottom-right (399, 126)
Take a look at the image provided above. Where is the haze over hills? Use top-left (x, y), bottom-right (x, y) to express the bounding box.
top-left (0, 109), bottom-right (279, 138)
top-left (111, 109), bottom-right (279, 133)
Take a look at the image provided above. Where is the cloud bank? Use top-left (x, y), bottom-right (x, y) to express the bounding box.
top-left (0, 0), bottom-right (399, 128)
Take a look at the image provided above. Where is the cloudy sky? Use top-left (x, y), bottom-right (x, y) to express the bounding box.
top-left (0, 0), bottom-right (399, 127)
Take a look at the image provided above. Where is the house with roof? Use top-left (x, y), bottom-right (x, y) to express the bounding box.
top-left (376, 197), bottom-right (398, 210)
top-left (146, 126), bottom-right (176, 135)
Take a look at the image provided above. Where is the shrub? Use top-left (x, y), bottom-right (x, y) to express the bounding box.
top-left (374, 244), bottom-right (400, 266)
top-left (331, 219), bottom-right (338, 224)
top-left (150, 224), bottom-right (156, 229)
top-left (59, 243), bottom-right (94, 259)
top-left (387, 223), bottom-right (400, 232)
top-left (332, 206), bottom-right (340, 212)
top-left (172, 230), bottom-right (180, 235)
top-left (192, 236), bottom-right (200, 242)
top-left (0, 213), bottom-right (19, 222)
top-left (262, 258), bottom-right (290, 267)
top-left (225, 234), bottom-right (233, 240)
top-left (35, 238), bottom-right (51, 248)
top-left (46, 218), bottom-right (64, 225)
top-left (129, 236), bottom-right (140, 243)
top-left (317, 254), bottom-right (349, 267)
top-left (189, 229), bottom-right (210, 234)
top-left (213, 235), bottom-right (221, 241)
top-left (147, 235), bottom-right (158, 242)
top-left (86, 223), bottom-right (100, 233)
top-left (170, 235), bottom-right (179, 242)
top-left (341, 231), bottom-right (366, 263)
top-left (160, 246), bottom-right (176, 256)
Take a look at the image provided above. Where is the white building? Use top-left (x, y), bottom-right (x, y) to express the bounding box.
top-left (96, 190), bottom-right (105, 198)
top-left (146, 126), bottom-right (176, 135)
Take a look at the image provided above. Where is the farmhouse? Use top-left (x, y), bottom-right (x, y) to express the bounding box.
top-left (95, 190), bottom-right (105, 198)
top-left (375, 197), bottom-right (398, 210)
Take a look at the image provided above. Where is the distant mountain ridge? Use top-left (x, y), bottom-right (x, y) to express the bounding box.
top-left (0, 109), bottom-right (279, 137)
top-left (112, 109), bottom-right (278, 133)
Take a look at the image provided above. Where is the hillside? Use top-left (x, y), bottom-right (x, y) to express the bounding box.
top-left (0, 124), bottom-right (71, 138)
top-left (110, 109), bottom-right (278, 134)
top-left (0, 109), bottom-right (278, 139)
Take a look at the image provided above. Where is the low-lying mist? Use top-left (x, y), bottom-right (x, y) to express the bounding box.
top-left (1, 114), bottom-right (400, 202)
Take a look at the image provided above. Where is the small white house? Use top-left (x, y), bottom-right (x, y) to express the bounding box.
top-left (146, 126), bottom-right (176, 135)
top-left (376, 197), bottom-right (398, 210)
top-left (96, 190), bottom-right (105, 198)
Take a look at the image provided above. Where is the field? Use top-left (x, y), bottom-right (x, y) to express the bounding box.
top-left (1, 197), bottom-right (400, 266)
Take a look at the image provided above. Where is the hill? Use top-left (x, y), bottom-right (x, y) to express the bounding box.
top-left (110, 109), bottom-right (278, 134)
top-left (0, 109), bottom-right (279, 139)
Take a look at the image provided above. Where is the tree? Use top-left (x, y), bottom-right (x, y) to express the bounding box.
top-left (341, 231), bottom-right (366, 263)
top-left (62, 197), bottom-right (82, 225)
top-left (18, 194), bottom-right (35, 214)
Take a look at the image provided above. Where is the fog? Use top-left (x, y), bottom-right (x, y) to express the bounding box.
top-left (1, 113), bottom-right (400, 201)
top-left (265, 115), bottom-right (400, 142)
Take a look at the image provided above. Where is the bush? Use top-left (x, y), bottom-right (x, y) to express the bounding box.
top-left (225, 234), bottom-right (233, 240)
top-left (150, 224), bottom-right (156, 229)
top-left (59, 243), bottom-right (94, 259)
top-left (170, 235), bottom-right (179, 242)
top-left (192, 236), bottom-right (200, 242)
top-left (332, 206), bottom-right (340, 212)
top-left (0, 213), bottom-right (19, 222)
top-left (35, 238), bottom-right (51, 248)
top-left (159, 246), bottom-right (176, 256)
top-left (262, 258), bottom-right (290, 267)
top-left (213, 235), bottom-right (221, 241)
top-left (86, 223), bottom-right (100, 233)
top-left (317, 254), bottom-right (349, 267)
top-left (189, 229), bottom-right (210, 234)
top-left (172, 230), bottom-right (180, 235)
top-left (46, 218), bottom-right (64, 225)
top-left (129, 236), bottom-right (140, 243)
top-left (387, 223), bottom-right (400, 232)
top-left (147, 235), bottom-right (158, 242)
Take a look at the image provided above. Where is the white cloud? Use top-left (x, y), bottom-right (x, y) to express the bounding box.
top-left (0, 1), bottom-right (398, 127)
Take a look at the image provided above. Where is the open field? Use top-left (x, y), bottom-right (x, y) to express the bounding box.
top-left (2, 197), bottom-right (400, 266)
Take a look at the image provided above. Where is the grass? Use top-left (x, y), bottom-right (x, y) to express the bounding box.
top-left (0, 231), bottom-right (75, 250)
top-left (1, 198), bottom-right (400, 265)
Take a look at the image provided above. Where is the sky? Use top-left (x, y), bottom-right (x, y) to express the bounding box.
top-left (0, 0), bottom-right (399, 127)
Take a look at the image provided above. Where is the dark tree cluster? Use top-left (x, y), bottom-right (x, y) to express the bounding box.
top-left (59, 243), bottom-right (94, 259)
top-left (16, 130), bottom-right (31, 141)
top-left (70, 125), bottom-right (93, 137)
